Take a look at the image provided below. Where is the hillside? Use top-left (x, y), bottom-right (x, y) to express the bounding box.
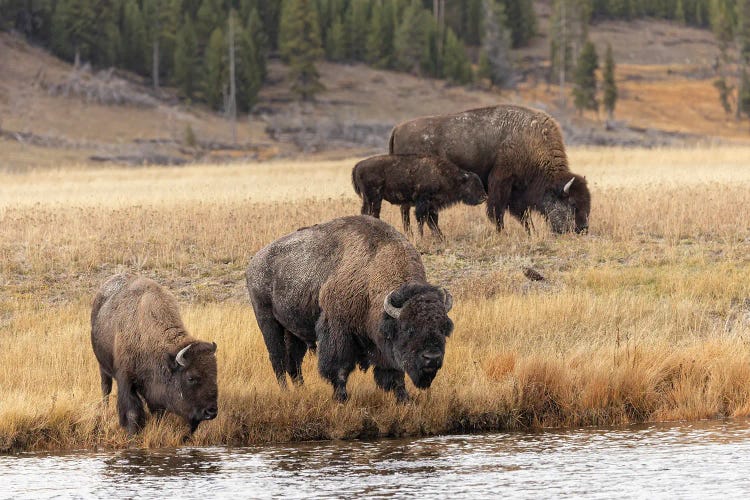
top-left (1, 15), bottom-right (749, 170)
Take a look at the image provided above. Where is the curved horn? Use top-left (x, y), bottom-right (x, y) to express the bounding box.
top-left (175, 343), bottom-right (194, 367)
top-left (563, 177), bottom-right (575, 195)
top-left (383, 290), bottom-right (402, 319)
top-left (440, 288), bottom-right (453, 313)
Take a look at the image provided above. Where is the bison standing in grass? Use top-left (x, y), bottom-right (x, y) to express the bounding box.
top-left (91, 273), bottom-right (218, 435)
top-left (352, 154), bottom-right (486, 239)
top-left (246, 215), bottom-right (454, 403)
top-left (389, 104), bottom-right (591, 234)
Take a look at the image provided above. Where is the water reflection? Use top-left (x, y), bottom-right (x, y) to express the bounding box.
top-left (102, 448), bottom-right (222, 478)
top-left (2, 420), bottom-right (750, 499)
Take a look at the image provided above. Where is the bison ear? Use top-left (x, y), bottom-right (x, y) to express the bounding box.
top-left (444, 318), bottom-right (454, 337)
top-left (165, 353), bottom-right (181, 373)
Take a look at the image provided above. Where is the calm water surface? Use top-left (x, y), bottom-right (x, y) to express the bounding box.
top-left (2, 420), bottom-right (750, 499)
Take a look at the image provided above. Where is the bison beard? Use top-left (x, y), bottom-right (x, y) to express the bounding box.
top-left (389, 105), bottom-right (591, 234)
top-left (246, 216), bottom-right (454, 403)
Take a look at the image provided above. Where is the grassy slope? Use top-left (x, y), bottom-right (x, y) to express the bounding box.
top-left (2, 147), bottom-right (750, 451)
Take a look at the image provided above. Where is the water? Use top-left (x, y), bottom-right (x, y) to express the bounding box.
top-left (2, 420), bottom-right (750, 499)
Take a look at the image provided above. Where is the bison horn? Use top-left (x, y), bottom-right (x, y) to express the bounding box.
top-left (175, 343), bottom-right (195, 367)
top-left (563, 177), bottom-right (575, 195)
top-left (440, 288), bottom-right (453, 313)
top-left (383, 291), bottom-right (402, 319)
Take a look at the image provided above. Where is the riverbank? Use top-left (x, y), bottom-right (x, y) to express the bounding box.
top-left (2, 147), bottom-right (750, 452)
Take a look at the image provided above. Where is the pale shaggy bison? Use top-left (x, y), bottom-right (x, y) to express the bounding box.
top-left (352, 154), bottom-right (486, 239)
top-left (389, 105), bottom-right (591, 233)
top-left (246, 215), bottom-right (453, 402)
top-left (91, 273), bottom-right (218, 435)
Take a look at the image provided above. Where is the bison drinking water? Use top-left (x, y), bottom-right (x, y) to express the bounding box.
top-left (352, 154), bottom-right (486, 239)
top-left (246, 215), bottom-right (453, 402)
top-left (389, 105), bottom-right (591, 233)
top-left (91, 273), bottom-right (218, 435)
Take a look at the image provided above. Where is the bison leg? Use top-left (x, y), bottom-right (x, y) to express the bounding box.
top-left (486, 176), bottom-right (512, 231)
top-left (510, 205), bottom-right (535, 234)
top-left (99, 366), bottom-right (113, 403)
top-left (254, 306), bottom-right (289, 387)
top-left (374, 367), bottom-right (410, 403)
top-left (425, 209), bottom-right (444, 241)
top-left (285, 330), bottom-right (308, 386)
top-left (316, 313), bottom-right (356, 402)
top-left (415, 198), bottom-right (431, 238)
top-left (116, 375), bottom-right (146, 435)
top-left (400, 205), bottom-right (412, 235)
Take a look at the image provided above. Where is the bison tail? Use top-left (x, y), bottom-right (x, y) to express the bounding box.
top-left (388, 127), bottom-right (396, 154)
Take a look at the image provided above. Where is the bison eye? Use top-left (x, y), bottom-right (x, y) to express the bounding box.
top-left (187, 376), bottom-right (200, 385)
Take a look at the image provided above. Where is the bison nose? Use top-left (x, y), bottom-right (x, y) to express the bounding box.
top-left (203, 406), bottom-right (218, 420)
top-left (422, 351), bottom-right (443, 368)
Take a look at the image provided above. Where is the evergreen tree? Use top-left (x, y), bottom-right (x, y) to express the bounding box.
top-left (121, 0), bottom-right (147, 73)
top-left (477, 50), bottom-right (492, 82)
top-left (481, 0), bottom-right (514, 87)
top-left (366, 0), bottom-right (394, 68)
top-left (142, 0), bottom-right (172, 88)
top-left (236, 20), bottom-right (262, 112)
top-left (501, 0), bottom-right (537, 48)
top-left (50, 0), bottom-right (98, 66)
top-left (247, 7), bottom-right (268, 81)
top-left (195, 0), bottom-right (222, 51)
top-left (602, 43), bottom-right (618, 120)
top-left (325, 14), bottom-right (347, 61)
top-left (442, 28), bottom-right (472, 84)
top-left (572, 40), bottom-right (599, 114)
top-left (282, 0), bottom-right (324, 101)
top-left (204, 26), bottom-right (227, 109)
top-left (174, 15), bottom-right (199, 98)
top-left (345, 0), bottom-right (370, 61)
top-left (394, 0), bottom-right (431, 73)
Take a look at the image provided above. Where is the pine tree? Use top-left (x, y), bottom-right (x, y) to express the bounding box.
top-left (572, 40), bottom-right (599, 114)
top-left (282, 0), bottom-right (324, 101)
top-left (204, 26), bottom-right (227, 110)
top-left (174, 15), bottom-right (199, 98)
top-left (501, 0), bottom-right (537, 48)
top-left (442, 28), bottom-right (472, 84)
top-left (366, 0), bottom-right (390, 67)
top-left (325, 14), bottom-right (347, 61)
top-left (602, 43), bottom-right (618, 120)
top-left (481, 0), bottom-right (514, 87)
top-left (394, 0), bottom-right (430, 73)
top-left (50, 0), bottom-right (98, 66)
top-left (121, 0), bottom-right (147, 73)
top-left (236, 19), bottom-right (262, 113)
top-left (195, 0), bottom-right (222, 51)
top-left (247, 7), bottom-right (268, 81)
top-left (142, 0), bottom-right (171, 88)
top-left (345, 0), bottom-right (370, 61)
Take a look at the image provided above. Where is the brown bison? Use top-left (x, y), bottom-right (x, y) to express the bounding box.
top-left (246, 215), bottom-right (453, 403)
top-left (352, 154), bottom-right (486, 239)
top-left (389, 105), bottom-right (590, 233)
top-left (91, 273), bottom-right (218, 435)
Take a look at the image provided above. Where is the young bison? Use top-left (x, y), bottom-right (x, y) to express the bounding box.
top-left (91, 273), bottom-right (219, 435)
top-left (352, 154), bottom-right (486, 239)
top-left (246, 215), bottom-right (454, 403)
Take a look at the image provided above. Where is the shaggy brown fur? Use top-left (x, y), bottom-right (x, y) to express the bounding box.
top-left (389, 105), bottom-right (591, 233)
top-left (91, 273), bottom-right (218, 435)
top-left (352, 154), bottom-right (486, 239)
top-left (246, 215), bottom-right (453, 402)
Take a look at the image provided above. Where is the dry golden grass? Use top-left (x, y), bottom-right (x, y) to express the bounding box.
top-left (2, 146), bottom-right (750, 452)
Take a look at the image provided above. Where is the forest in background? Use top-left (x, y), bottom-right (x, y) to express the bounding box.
top-left (1, 0), bottom-right (749, 118)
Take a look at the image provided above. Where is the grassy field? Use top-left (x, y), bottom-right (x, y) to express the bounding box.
top-left (2, 147), bottom-right (750, 452)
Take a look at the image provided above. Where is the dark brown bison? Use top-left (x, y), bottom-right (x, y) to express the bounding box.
top-left (352, 154), bottom-right (486, 239)
top-left (91, 273), bottom-right (218, 435)
top-left (246, 215), bottom-right (453, 403)
top-left (389, 105), bottom-right (590, 233)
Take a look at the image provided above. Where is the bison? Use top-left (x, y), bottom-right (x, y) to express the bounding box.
top-left (352, 154), bottom-right (486, 239)
top-left (246, 215), bottom-right (454, 403)
top-left (91, 273), bottom-right (218, 435)
top-left (389, 104), bottom-right (591, 233)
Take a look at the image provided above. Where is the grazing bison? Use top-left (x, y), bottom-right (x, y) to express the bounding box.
top-left (389, 104), bottom-right (590, 233)
top-left (91, 273), bottom-right (218, 435)
top-left (246, 215), bottom-right (453, 402)
top-left (352, 154), bottom-right (486, 239)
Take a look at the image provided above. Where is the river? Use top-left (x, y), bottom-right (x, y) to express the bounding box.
top-left (2, 420), bottom-right (749, 498)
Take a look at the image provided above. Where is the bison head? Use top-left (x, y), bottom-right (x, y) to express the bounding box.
top-left (544, 174), bottom-right (590, 234)
top-left (381, 284), bottom-right (453, 389)
top-left (458, 171), bottom-right (487, 206)
top-left (166, 341), bottom-right (219, 432)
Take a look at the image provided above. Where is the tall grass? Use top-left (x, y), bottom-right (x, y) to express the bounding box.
top-left (1, 146), bottom-right (750, 451)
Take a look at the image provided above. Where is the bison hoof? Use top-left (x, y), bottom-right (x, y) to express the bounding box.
top-left (395, 389), bottom-right (411, 404)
